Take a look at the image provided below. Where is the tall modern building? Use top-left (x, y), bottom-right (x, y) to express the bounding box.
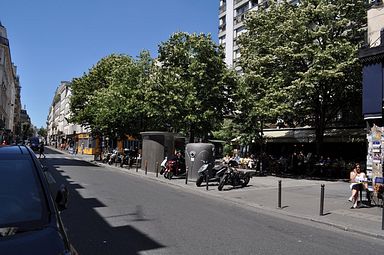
top-left (219, 0), bottom-right (298, 68)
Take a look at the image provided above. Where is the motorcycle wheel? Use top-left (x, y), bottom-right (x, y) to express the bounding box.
top-left (160, 167), bottom-right (165, 175)
top-left (242, 176), bottom-right (250, 187)
top-left (164, 172), bottom-right (169, 179)
top-left (218, 175), bottom-right (227, 191)
top-left (196, 176), bottom-right (204, 187)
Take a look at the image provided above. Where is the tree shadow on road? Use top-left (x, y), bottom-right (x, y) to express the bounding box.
top-left (42, 157), bottom-right (165, 255)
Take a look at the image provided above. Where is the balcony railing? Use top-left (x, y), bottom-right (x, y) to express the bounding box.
top-left (0, 36), bottom-right (9, 46)
top-left (234, 13), bottom-right (246, 25)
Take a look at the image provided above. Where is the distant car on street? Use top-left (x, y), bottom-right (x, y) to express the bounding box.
top-left (28, 137), bottom-right (40, 151)
top-left (0, 145), bottom-right (78, 255)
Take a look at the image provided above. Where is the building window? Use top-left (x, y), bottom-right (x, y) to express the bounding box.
top-left (235, 26), bottom-right (246, 38)
top-left (251, 0), bottom-right (259, 7)
top-left (236, 3), bottom-right (249, 16)
top-left (219, 35), bottom-right (226, 45)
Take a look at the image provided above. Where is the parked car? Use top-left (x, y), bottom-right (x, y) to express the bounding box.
top-left (28, 137), bottom-right (40, 151)
top-left (0, 145), bottom-right (78, 255)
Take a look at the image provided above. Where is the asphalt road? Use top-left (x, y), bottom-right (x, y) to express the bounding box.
top-left (40, 148), bottom-right (384, 255)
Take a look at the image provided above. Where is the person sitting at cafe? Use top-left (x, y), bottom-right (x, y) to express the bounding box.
top-left (348, 163), bottom-right (367, 209)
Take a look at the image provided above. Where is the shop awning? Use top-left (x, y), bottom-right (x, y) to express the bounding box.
top-left (263, 128), bottom-right (366, 143)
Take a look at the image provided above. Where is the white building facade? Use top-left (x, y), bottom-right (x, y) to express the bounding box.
top-left (0, 22), bottom-right (22, 143)
top-left (219, 0), bottom-right (299, 68)
top-left (47, 81), bottom-right (89, 146)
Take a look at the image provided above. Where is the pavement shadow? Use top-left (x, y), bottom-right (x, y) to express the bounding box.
top-left (42, 157), bottom-right (165, 255)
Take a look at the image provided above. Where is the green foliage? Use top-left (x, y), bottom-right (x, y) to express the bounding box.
top-left (69, 34), bottom-right (237, 142)
top-left (237, 0), bottom-right (366, 149)
top-left (69, 52), bottom-right (155, 138)
top-left (21, 123), bottom-right (33, 140)
top-left (151, 32), bottom-right (238, 142)
top-left (212, 118), bottom-right (240, 142)
top-left (37, 127), bottom-right (47, 138)
top-left (53, 93), bottom-right (61, 106)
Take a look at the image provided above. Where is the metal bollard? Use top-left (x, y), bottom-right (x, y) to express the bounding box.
top-left (145, 160), bottom-right (148, 175)
top-left (136, 158), bottom-right (139, 172)
top-left (156, 162), bottom-right (159, 177)
top-left (185, 167), bottom-right (188, 184)
top-left (278, 180), bottom-right (282, 208)
top-left (320, 184), bottom-right (325, 216)
top-left (382, 204), bottom-right (384, 230)
top-left (206, 172), bottom-right (209, 191)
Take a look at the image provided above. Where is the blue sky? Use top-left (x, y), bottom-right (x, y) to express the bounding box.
top-left (1, 0), bottom-right (219, 128)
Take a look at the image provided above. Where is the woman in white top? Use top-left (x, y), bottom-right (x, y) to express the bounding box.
top-left (349, 163), bottom-right (367, 209)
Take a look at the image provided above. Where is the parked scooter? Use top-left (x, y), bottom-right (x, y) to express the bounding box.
top-left (196, 161), bottom-right (227, 187)
top-left (102, 151), bottom-right (112, 164)
top-left (120, 148), bottom-right (130, 167)
top-left (218, 166), bottom-right (254, 191)
top-left (108, 149), bottom-right (121, 165)
top-left (159, 157), bottom-right (167, 175)
top-left (163, 153), bottom-right (186, 180)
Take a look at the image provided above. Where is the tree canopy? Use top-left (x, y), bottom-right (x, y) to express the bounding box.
top-left (69, 52), bottom-right (154, 138)
top-left (152, 32), bottom-right (237, 142)
top-left (236, 0), bottom-right (366, 151)
top-left (69, 33), bottom-right (237, 142)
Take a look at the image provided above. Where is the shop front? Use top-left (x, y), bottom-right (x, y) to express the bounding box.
top-left (359, 17), bottom-right (384, 200)
top-left (75, 133), bottom-right (100, 155)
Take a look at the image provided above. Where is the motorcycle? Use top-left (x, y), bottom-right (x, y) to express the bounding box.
top-left (102, 152), bottom-right (112, 164)
top-left (108, 149), bottom-right (122, 165)
top-left (159, 157), bottom-right (167, 175)
top-left (163, 156), bottom-right (186, 180)
top-left (120, 148), bottom-right (130, 167)
top-left (218, 166), bottom-right (254, 191)
top-left (196, 161), bottom-right (227, 187)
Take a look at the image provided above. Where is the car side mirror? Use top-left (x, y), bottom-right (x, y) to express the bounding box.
top-left (55, 184), bottom-right (69, 211)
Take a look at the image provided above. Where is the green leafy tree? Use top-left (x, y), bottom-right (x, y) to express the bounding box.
top-left (37, 127), bottom-right (47, 138)
top-left (237, 0), bottom-right (366, 153)
top-left (150, 32), bottom-right (237, 142)
top-left (70, 52), bottom-right (155, 138)
top-left (21, 123), bottom-right (34, 140)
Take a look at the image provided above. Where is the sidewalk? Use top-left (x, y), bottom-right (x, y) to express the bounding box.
top-left (49, 147), bottom-right (384, 239)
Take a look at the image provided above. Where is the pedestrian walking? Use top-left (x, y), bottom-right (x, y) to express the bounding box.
top-left (39, 141), bottom-right (46, 159)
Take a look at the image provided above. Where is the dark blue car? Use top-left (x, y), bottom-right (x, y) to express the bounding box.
top-left (28, 137), bottom-right (40, 151)
top-left (0, 145), bottom-right (77, 255)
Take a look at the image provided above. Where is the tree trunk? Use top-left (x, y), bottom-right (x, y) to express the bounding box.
top-left (189, 124), bottom-right (195, 143)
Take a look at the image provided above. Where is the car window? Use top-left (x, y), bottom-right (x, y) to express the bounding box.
top-left (0, 159), bottom-right (47, 228)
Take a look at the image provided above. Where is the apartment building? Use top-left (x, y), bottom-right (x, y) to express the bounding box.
top-left (0, 22), bottom-right (22, 142)
top-left (219, 0), bottom-right (298, 68)
top-left (47, 81), bottom-right (89, 147)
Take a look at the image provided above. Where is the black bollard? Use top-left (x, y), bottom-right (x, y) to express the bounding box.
top-left (185, 167), bottom-right (188, 185)
top-left (156, 162), bottom-right (159, 177)
top-left (278, 180), bottom-right (282, 208)
top-left (206, 171), bottom-right (209, 191)
top-left (136, 158), bottom-right (139, 172)
top-left (145, 160), bottom-right (148, 175)
top-left (320, 184), bottom-right (325, 216)
top-left (382, 205), bottom-right (384, 230)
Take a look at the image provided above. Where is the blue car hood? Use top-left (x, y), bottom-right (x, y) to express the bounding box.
top-left (0, 227), bottom-right (67, 255)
